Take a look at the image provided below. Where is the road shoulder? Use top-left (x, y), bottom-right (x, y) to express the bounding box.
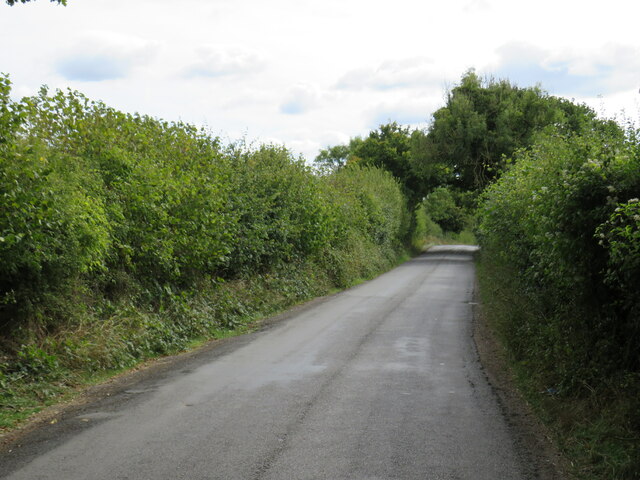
top-left (0, 292), bottom-right (337, 456)
top-left (472, 278), bottom-right (570, 479)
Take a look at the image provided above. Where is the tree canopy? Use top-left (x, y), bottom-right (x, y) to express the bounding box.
top-left (316, 123), bottom-right (429, 208)
top-left (317, 71), bottom-right (609, 205)
top-left (421, 69), bottom-right (601, 191)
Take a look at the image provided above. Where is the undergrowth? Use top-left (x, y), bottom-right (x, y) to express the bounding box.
top-left (476, 254), bottom-right (640, 480)
top-left (0, 248), bottom-right (420, 432)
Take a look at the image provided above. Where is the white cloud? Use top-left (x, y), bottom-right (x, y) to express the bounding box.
top-left (317, 130), bottom-right (351, 149)
top-left (494, 42), bottom-right (547, 68)
top-left (184, 46), bottom-right (266, 78)
top-left (462, 0), bottom-right (491, 12)
top-left (287, 138), bottom-right (321, 160)
top-left (487, 41), bottom-right (640, 96)
top-left (280, 84), bottom-right (321, 115)
top-left (336, 57), bottom-right (442, 91)
top-left (57, 55), bottom-right (130, 82)
top-left (3, 0), bottom-right (640, 162)
top-left (55, 31), bottom-right (156, 82)
top-left (367, 98), bottom-right (437, 129)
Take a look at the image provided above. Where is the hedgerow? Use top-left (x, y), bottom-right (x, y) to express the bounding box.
top-left (0, 75), bottom-right (430, 428)
top-left (477, 125), bottom-right (640, 478)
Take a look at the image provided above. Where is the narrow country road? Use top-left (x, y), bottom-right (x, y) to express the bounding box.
top-left (0, 246), bottom-right (534, 480)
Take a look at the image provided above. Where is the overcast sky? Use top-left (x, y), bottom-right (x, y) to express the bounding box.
top-left (2, 0), bottom-right (639, 160)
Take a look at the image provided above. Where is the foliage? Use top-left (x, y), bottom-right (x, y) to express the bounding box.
top-left (349, 123), bottom-right (426, 206)
top-left (478, 127), bottom-right (640, 385)
top-left (477, 124), bottom-right (640, 479)
top-left (224, 144), bottom-right (331, 275)
top-left (422, 187), bottom-right (466, 234)
top-left (318, 164), bottom-right (411, 286)
top-left (477, 257), bottom-right (640, 480)
top-left (0, 74), bottom-right (431, 430)
top-left (423, 69), bottom-right (605, 191)
top-left (0, 77), bottom-right (420, 332)
top-left (597, 198), bottom-right (640, 317)
top-left (316, 123), bottom-right (430, 208)
top-left (314, 144), bottom-right (350, 172)
top-left (316, 72), bottom-right (606, 214)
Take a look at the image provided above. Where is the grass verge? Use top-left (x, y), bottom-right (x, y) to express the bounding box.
top-left (476, 254), bottom-right (640, 480)
top-left (0, 248), bottom-right (420, 436)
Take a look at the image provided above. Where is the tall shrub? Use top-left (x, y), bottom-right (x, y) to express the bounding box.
top-left (477, 126), bottom-right (640, 389)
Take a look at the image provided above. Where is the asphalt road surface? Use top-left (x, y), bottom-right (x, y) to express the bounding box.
top-left (0, 245), bottom-right (535, 480)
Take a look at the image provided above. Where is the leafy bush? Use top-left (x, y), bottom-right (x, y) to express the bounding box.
top-left (0, 75), bottom-right (428, 430)
top-left (224, 144), bottom-right (332, 275)
top-left (317, 165), bottom-right (410, 285)
top-left (422, 186), bottom-right (466, 233)
top-left (1, 84), bottom-right (111, 330)
top-left (478, 126), bottom-right (640, 387)
top-left (477, 124), bottom-right (640, 478)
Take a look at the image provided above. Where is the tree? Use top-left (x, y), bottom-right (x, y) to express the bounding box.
top-left (316, 123), bottom-right (431, 208)
top-left (314, 144), bottom-right (350, 171)
top-left (422, 69), bottom-right (600, 191)
top-left (350, 123), bottom-right (419, 201)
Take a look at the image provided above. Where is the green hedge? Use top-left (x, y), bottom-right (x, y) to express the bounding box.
top-left (476, 125), bottom-right (640, 479)
top-left (0, 75), bottom-right (425, 421)
top-left (478, 127), bottom-right (640, 386)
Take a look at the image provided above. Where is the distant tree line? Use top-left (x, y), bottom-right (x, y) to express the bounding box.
top-left (316, 69), bottom-right (608, 235)
top-left (317, 69), bottom-right (605, 195)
